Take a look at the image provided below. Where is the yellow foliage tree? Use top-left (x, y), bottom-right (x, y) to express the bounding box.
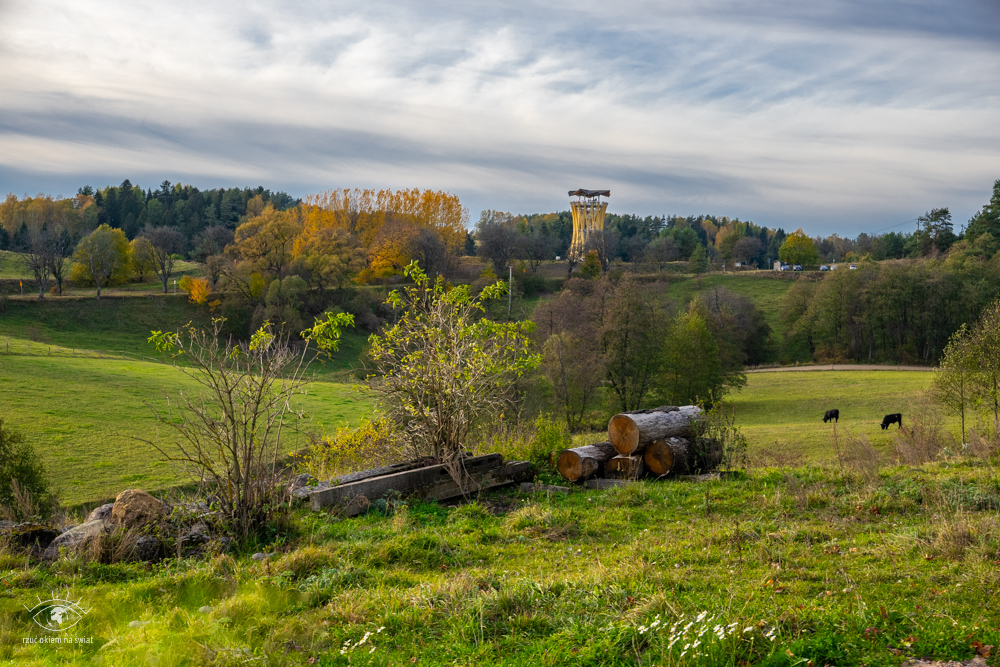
top-left (303, 188), bottom-right (467, 255)
top-left (179, 275), bottom-right (213, 305)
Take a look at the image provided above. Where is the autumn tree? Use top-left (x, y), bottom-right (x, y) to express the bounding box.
top-left (657, 301), bottom-right (745, 407)
top-left (138, 226), bottom-right (184, 293)
top-left (47, 226), bottom-right (74, 295)
top-left (933, 324), bottom-right (975, 444)
top-left (18, 227), bottom-right (52, 299)
top-left (600, 274), bottom-right (665, 411)
top-left (584, 228), bottom-right (619, 273)
top-left (72, 224), bottom-right (132, 299)
top-left (778, 229), bottom-right (819, 266)
top-left (644, 236), bottom-right (679, 271)
top-left (229, 205), bottom-right (301, 277)
top-left (476, 210), bottom-right (519, 276)
top-left (131, 236), bottom-right (155, 283)
top-left (291, 225), bottom-right (364, 292)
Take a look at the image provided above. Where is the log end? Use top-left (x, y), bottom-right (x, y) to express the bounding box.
top-left (556, 450), bottom-right (583, 482)
top-left (608, 414), bottom-right (639, 455)
top-left (643, 440), bottom-right (675, 476)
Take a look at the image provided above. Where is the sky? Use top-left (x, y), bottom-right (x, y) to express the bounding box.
top-left (1, 0), bottom-right (998, 236)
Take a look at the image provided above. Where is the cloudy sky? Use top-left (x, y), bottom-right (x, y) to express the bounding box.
top-left (1, 0), bottom-right (998, 234)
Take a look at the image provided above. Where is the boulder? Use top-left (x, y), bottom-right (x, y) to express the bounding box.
top-left (86, 503), bottom-right (115, 522)
top-left (180, 522), bottom-right (211, 553)
top-left (131, 536), bottom-right (161, 562)
top-left (9, 523), bottom-right (60, 550)
top-left (110, 489), bottom-right (169, 529)
top-left (41, 519), bottom-right (108, 561)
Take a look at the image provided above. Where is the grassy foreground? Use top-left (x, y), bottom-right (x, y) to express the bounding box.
top-left (2, 460), bottom-right (999, 666)
top-left (0, 354), bottom-right (373, 506)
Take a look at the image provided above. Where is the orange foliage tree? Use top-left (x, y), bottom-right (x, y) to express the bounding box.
top-left (302, 188), bottom-right (467, 256)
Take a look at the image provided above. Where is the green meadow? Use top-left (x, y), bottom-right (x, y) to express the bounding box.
top-left (0, 354), bottom-right (373, 507)
top-left (728, 370), bottom-right (943, 464)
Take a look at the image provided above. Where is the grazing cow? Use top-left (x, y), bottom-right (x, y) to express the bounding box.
top-left (881, 413), bottom-right (902, 430)
top-left (823, 409), bottom-right (839, 423)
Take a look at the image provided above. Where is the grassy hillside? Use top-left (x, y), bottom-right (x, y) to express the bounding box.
top-left (0, 354), bottom-right (373, 506)
top-left (0, 294), bottom-right (211, 354)
top-left (662, 272), bottom-right (799, 337)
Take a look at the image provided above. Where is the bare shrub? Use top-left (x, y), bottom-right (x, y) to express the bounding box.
top-left (893, 401), bottom-right (954, 465)
top-left (839, 429), bottom-right (883, 483)
top-left (144, 313), bottom-right (353, 538)
top-left (965, 428), bottom-right (1000, 459)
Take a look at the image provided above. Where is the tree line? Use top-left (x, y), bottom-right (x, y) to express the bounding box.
top-left (530, 276), bottom-right (772, 431)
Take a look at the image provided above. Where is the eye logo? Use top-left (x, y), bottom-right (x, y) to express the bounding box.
top-left (24, 595), bottom-right (91, 632)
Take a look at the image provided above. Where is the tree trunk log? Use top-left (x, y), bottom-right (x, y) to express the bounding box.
top-left (643, 437), bottom-right (691, 476)
top-left (608, 405), bottom-right (703, 456)
top-left (606, 454), bottom-right (645, 480)
top-left (556, 441), bottom-right (615, 482)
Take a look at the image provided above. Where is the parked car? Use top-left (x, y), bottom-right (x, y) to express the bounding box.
top-left (793, 264), bottom-right (803, 271)
top-left (819, 265), bottom-right (829, 271)
top-left (830, 264), bottom-right (837, 270)
top-left (849, 264), bottom-right (858, 270)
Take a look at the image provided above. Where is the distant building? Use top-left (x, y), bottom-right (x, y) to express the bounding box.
top-left (568, 189), bottom-right (610, 260)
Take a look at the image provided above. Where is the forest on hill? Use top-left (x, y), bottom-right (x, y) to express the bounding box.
top-left (0, 179), bottom-right (999, 367)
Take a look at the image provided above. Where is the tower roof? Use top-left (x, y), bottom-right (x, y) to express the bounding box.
top-left (568, 189), bottom-right (610, 198)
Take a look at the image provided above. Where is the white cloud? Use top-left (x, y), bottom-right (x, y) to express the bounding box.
top-left (0, 0), bottom-right (997, 233)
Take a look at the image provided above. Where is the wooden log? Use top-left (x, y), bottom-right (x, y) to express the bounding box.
top-left (605, 454), bottom-right (645, 480)
top-left (608, 405), bottom-right (703, 456)
top-left (310, 453), bottom-right (504, 511)
top-left (556, 441), bottom-right (615, 482)
top-left (643, 437), bottom-right (691, 476)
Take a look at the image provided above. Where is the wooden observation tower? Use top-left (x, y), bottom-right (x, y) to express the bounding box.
top-left (568, 189), bottom-right (610, 259)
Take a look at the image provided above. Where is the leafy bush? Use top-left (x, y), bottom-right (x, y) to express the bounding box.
top-left (0, 419), bottom-right (52, 521)
top-left (300, 416), bottom-right (402, 480)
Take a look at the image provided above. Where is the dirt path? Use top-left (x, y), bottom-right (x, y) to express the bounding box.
top-left (748, 364), bottom-right (933, 373)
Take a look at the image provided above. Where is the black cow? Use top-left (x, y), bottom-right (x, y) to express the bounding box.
top-left (823, 409), bottom-right (839, 423)
top-left (880, 413), bottom-right (902, 430)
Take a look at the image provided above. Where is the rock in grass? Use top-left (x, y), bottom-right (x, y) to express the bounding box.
top-left (180, 523), bottom-right (211, 551)
top-left (128, 620), bottom-right (148, 628)
top-left (41, 519), bottom-right (108, 561)
top-left (10, 523), bottom-right (61, 550)
top-left (86, 502), bottom-right (115, 523)
top-left (111, 489), bottom-right (169, 529)
top-left (198, 606), bottom-right (213, 614)
top-left (251, 552), bottom-right (274, 561)
top-left (131, 536), bottom-right (161, 562)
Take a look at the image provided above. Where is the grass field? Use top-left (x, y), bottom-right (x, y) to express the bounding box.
top-left (727, 370), bottom-right (944, 464)
top-left (0, 354), bottom-right (373, 507)
top-left (3, 459), bottom-right (999, 665)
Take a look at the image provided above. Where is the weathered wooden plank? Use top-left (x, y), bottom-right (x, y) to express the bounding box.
top-left (339, 461), bottom-right (536, 517)
top-left (329, 458), bottom-right (437, 486)
top-left (309, 453), bottom-right (504, 511)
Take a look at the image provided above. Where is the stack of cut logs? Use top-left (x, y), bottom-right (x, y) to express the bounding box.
top-left (556, 406), bottom-right (718, 483)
